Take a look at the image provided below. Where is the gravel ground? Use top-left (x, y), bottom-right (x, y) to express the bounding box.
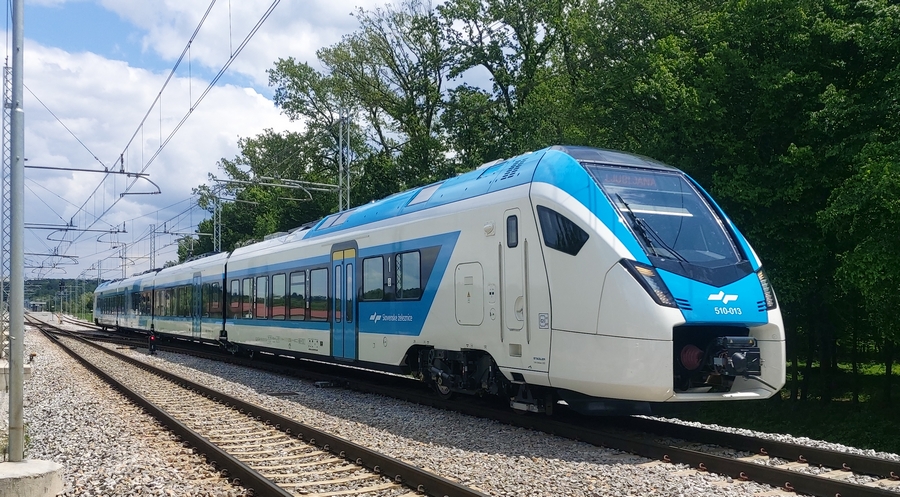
top-left (13, 314), bottom-right (900, 496)
top-left (643, 415), bottom-right (900, 463)
top-left (13, 321), bottom-right (247, 497)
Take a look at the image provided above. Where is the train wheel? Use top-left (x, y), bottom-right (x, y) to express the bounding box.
top-left (433, 378), bottom-right (453, 400)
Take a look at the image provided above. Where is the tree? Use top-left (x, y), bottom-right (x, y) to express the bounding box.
top-left (817, 0), bottom-right (900, 403)
top-left (438, 0), bottom-right (569, 157)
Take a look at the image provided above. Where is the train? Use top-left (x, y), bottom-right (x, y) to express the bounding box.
top-left (94, 145), bottom-right (786, 415)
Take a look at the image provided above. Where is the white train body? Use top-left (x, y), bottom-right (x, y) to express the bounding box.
top-left (95, 146), bottom-right (786, 413)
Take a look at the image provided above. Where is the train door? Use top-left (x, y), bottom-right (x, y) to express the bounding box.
top-left (502, 208), bottom-right (528, 362)
top-left (331, 246), bottom-right (357, 360)
top-left (503, 209), bottom-right (526, 329)
top-left (191, 273), bottom-right (202, 338)
top-left (503, 207), bottom-right (552, 373)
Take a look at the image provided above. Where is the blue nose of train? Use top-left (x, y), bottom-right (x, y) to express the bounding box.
top-left (656, 270), bottom-right (769, 326)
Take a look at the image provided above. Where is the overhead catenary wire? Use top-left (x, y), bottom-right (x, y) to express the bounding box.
top-left (24, 83), bottom-right (107, 169)
top-left (68, 0), bottom-right (283, 249)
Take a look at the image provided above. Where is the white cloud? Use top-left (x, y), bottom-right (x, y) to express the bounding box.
top-left (9, 0), bottom-right (390, 279)
top-left (20, 38), bottom-right (303, 278)
top-left (96, 0), bottom-right (383, 86)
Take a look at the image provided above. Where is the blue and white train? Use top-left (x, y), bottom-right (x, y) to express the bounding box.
top-left (95, 146), bottom-right (786, 414)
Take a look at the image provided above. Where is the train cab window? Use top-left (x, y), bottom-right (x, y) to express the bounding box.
top-left (289, 271), bottom-right (306, 320)
top-left (255, 276), bottom-right (268, 320)
top-left (507, 215), bottom-right (518, 248)
top-left (536, 205), bottom-right (589, 256)
top-left (272, 273), bottom-right (286, 320)
top-left (241, 278), bottom-right (253, 319)
top-left (309, 268), bottom-right (328, 321)
top-left (362, 257), bottom-right (384, 300)
top-left (229, 280), bottom-right (240, 319)
top-left (396, 251), bottom-right (422, 300)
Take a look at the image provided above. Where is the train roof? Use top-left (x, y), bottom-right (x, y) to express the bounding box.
top-left (550, 145), bottom-right (678, 171)
top-left (154, 251), bottom-right (230, 277)
top-left (229, 231), bottom-right (298, 260)
top-left (300, 146), bottom-right (681, 240)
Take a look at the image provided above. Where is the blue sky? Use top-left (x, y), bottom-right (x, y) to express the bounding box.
top-left (11, 0), bottom-right (377, 280)
top-left (24, 1), bottom-right (255, 91)
top-left (27, 2), bottom-right (164, 70)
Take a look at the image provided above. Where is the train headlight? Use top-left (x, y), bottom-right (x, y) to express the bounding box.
top-left (757, 269), bottom-right (777, 310)
top-left (621, 259), bottom-right (678, 308)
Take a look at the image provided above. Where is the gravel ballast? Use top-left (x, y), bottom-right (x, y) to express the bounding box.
top-left (14, 316), bottom-right (900, 496)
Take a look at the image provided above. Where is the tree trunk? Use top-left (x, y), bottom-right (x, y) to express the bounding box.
top-left (819, 313), bottom-right (835, 403)
top-left (884, 339), bottom-right (894, 405)
top-left (801, 327), bottom-right (815, 401)
top-left (852, 326), bottom-right (859, 404)
top-left (790, 339), bottom-right (800, 402)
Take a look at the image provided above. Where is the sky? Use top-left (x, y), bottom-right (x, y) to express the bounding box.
top-left (5, 0), bottom-right (383, 284)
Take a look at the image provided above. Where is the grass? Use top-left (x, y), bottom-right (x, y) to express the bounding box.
top-left (672, 397), bottom-right (900, 454)
top-left (666, 362), bottom-right (900, 454)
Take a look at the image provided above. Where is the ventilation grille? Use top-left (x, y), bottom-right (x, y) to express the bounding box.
top-left (500, 159), bottom-right (525, 180)
top-left (675, 298), bottom-right (693, 311)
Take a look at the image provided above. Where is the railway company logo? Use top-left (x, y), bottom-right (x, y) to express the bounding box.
top-left (369, 312), bottom-right (413, 323)
top-left (708, 291), bottom-right (738, 304)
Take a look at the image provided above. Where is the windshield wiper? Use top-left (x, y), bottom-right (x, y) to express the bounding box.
top-left (615, 194), bottom-right (689, 263)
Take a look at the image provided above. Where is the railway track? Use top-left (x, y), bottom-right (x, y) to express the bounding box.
top-left (49, 314), bottom-right (900, 497)
top-left (29, 315), bottom-right (487, 497)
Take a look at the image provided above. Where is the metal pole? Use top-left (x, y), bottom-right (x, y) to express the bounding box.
top-left (149, 223), bottom-right (156, 269)
top-left (8, 0), bottom-right (25, 462)
top-left (0, 64), bottom-right (10, 362)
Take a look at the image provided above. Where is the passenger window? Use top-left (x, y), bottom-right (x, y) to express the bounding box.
top-left (272, 273), bottom-right (286, 320)
top-left (536, 206), bottom-right (589, 256)
top-left (507, 215), bottom-right (518, 248)
top-left (241, 278), bottom-right (253, 319)
top-left (165, 288), bottom-right (173, 317)
top-left (396, 251), bottom-right (421, 300)
top-left (346, 263), bottom-right (353, 323)
top-left (289, 271), bottom-right (306, 321)
top-left (229, 280), bottom-right (240, 319)
top-left (255, 276), bottom-right (268, 320)
top-left (201, 283), bottom-right (210, 317)
top-left (362, 257), bottom-right (384, 300)
top-left (309, 268), bottom-right (328, 321)
top-left (210, 282), bottom-right (222, 319)
top-left (334, 266), bottom-right (343, 322)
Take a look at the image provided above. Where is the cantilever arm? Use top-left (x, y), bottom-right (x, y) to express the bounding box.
top-left (120, 175), bottom-right (161, 197)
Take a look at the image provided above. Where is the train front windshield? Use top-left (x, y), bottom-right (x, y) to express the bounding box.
top-left (588, 165), bottom-right (741, 267)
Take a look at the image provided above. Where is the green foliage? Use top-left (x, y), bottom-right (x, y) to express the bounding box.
top-left (197, 0), bottom-right (900, 423)
top-left (24, 279), bottom-right (98, 313)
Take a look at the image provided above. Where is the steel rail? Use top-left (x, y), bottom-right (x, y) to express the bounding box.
top-left (36, 325), bottom-right (293, 497)
top-left (618, 415), bottom-right (900, 480)
top-left (32, 317), bottom-right (488, 497)
top-left (59, 315), bottom-right (900, 496)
